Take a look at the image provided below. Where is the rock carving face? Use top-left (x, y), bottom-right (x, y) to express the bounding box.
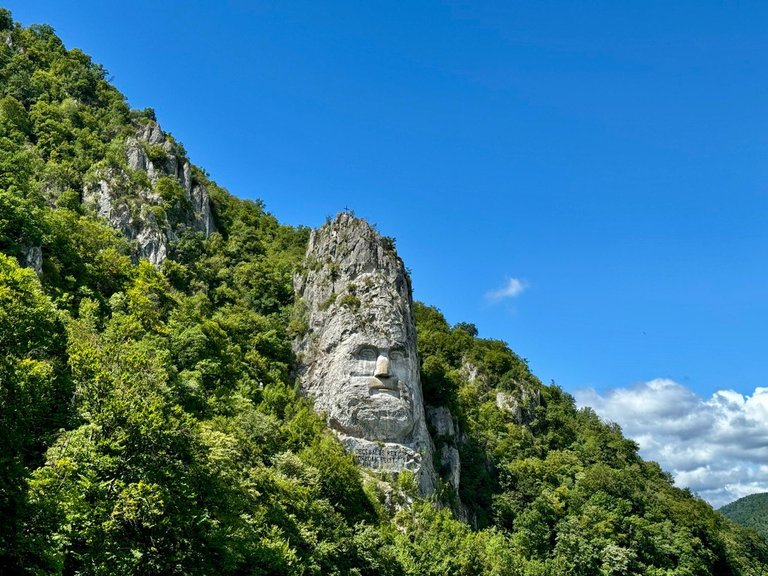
top-left (293, 214), bottom-right (437, 494)
top-left (325, 317), bottom-right (418, 442)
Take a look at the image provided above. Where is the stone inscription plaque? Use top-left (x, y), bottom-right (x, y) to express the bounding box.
top-left (342, 438), bottom-right (421, 472)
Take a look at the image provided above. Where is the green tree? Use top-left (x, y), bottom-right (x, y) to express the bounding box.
top-left (0, 254), bottom-right (68, 572)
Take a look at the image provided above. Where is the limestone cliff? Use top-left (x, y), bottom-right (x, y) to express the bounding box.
top-left (294, 213), bottom-right (437, 495)
top-left (82, 118), bottom-right (213, 265)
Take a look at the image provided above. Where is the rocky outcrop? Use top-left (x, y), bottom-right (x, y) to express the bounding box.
top-left (82, 119), bottom-right (213, 265)
top-left (496, 387), bottom-right (541, 425)
top-left (294, 213), bottom-right (436, 495)
top-left (426, 405), bottom-right (461, 491)
top-left (20, 246), bottom-right (42, 276)
top-left (426, 405), bottom-right (458, 438)
top-left (425, 404), bottom-right (467, 520)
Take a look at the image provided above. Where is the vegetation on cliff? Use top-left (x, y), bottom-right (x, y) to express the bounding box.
top-left (1, 10), bottom-right (766, 575)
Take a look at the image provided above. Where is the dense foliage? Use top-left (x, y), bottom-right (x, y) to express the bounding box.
top-left (1, 9), bottom-right (766, 574)
top-left (720, 493), bottom-right (768, 541)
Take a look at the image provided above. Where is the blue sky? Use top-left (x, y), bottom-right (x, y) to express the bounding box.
top-left (6, 1), bottom-right (768, 505)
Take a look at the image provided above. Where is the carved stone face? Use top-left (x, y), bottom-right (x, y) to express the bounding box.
top-left (317, 315), bottom-right (419, 442)
top-left (330, 330), bottom-right (417, 441)
top-left (294, 214), bottom-right (436, 493)
top-left (294, 215), bottom-right (428, 446)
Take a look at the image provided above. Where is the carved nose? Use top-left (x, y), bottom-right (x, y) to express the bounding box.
top-left (374, 355), bottom-right (390, 378)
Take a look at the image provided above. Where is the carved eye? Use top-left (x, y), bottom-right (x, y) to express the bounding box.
top-left (358, 347), bottom-right (377, 361)
top-left (390, 350), bottom-right (405, 362)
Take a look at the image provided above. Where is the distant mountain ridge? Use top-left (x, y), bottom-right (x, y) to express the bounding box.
top-left (720, 493), bottom-right (768, 540)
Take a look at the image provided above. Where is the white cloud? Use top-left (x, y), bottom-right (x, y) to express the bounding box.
top-left (574, 378), bottom-right (768, 508)
top-left (487, 277), bottom-right (527, 301)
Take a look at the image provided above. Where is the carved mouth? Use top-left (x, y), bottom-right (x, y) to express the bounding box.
top-left (369, 377), bottom-right (400, 396)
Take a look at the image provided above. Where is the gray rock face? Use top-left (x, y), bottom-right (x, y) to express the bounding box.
top-left (440, 446), bottom-right (461, 492)
top-left (82, 120), bottom-right (213, 265)
top-left (496, 388), bottom-right (541, 425)
top-left (426, 405), bottom-right (462, 493)
top-left (294, 214), bottom-right (436, 494)
top-left (21, 246), bottom-right (42, 276)
top-left (426, 405), bottom-right (457, 438)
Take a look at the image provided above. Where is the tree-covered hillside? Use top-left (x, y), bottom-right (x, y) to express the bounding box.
top-left (720, 493), bottom-right (768, 541)
top-left (1, 9), bottom-right (767, 575)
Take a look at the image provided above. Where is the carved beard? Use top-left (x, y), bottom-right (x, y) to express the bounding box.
top-left (324, 370), bottom-right (416, 442)
top-left (349, 386), bottom-right (416, 442)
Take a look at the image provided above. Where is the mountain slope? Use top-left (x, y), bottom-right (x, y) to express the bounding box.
top-left (720, 493), bottom-right (768, 540)
top-left (1, 8), bottom-right (767, 575)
